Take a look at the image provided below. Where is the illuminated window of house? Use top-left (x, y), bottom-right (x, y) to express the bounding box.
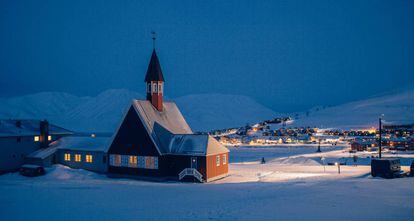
top-left (48, 135), bottom-right (52, 141)
top-left (75, 154), bottom-right (81, 162)
top-left (222, 154), bottom-right (227, 165)
top-left (129, 156), bottom-right (137, 167)
top-left (34, 136), bottom-right (40, 142)
top-left (85, 155), bottom-right (93, 163)
top-left (216, 155), bottom-right (220, 166)
top-left (64, 153), bottom-right (71, 161)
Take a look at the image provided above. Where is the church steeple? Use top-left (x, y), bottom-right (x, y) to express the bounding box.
top-left (145, 33), bottom-right (164, 111)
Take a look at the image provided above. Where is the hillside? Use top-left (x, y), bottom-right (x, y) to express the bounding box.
top-left (1, 87), bottom-right (413, 132)
top-left (291, 88), bottom-right (414, 129)
top-left (0, 89), bottom-right (278, 133)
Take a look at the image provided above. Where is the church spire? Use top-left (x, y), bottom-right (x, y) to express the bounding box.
top-left (145, 32), bottom-right (164, 111)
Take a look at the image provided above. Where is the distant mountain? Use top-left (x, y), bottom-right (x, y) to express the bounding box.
top-left (2, 87), bottom-right (412, 132)
top-left (175, 94), bottom-right (278, 132)
top-left (291, 88), bottom-right (414, 129)
top-left (60, 89), bottom-right (144, 132)
top-left (0, 89), bottom-right (278, 133)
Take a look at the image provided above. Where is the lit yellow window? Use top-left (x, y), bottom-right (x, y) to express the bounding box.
top-left (64, 153), bottom-right (71, 161)
top-left (216, 155), bottom-right (220, 166)
top-left (48, 135), bottom-right (52, 141)
top-left (34, 136), bottom-right (40, 142)
top-left (75, 154), bottom-right (81, 162)
top-left (85, 155), bottom-right (93, 163)
top-left (129, 156), bottom-right (137, 167)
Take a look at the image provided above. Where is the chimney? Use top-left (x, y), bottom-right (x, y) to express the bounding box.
top-left (39, 120), bottom-right (49, 148)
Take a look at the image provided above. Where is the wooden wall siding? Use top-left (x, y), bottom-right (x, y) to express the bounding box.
top-left (108, 106), bottom-right (159, 156)
top-left (206, 153), bottom-right (229, 180)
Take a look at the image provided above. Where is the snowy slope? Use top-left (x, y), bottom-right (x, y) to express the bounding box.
top-left (0, 90), bottom-right (277, 133)
top-left (175, 94), bottom-right (278, 131)
top-left (1, 87), bottom-right (413, 132)
top-left (0, 92), bottom-right (82, 119)
top-left (292, 88), bottom-right (414, 129)
top-left (61, 89), bottom-right (144, 132)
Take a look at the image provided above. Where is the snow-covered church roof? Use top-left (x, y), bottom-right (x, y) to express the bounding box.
top-left (131, 100), bottom-right (228, 156)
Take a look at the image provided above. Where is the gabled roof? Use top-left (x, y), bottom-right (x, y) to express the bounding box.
top-left (0, 119), bottom-right (73, 138)
top-left (132, 100), bottom-right (192, 154)
top-left (144, 49), bottom-right (164, 82)
top-left (169, 134), bottom-right (229, 156)
top-left (127, 100), bottom-right (228, 156)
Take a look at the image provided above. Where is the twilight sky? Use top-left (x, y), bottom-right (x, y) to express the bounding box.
top-left (1, 0), bottom-right (414, 112)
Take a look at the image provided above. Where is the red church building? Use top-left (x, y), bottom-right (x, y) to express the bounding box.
top-left (107, 48), bottom-right (229, 182)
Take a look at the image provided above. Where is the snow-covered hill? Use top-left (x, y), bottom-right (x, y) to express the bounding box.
top-left (1, 87), bottom-right (413, 132)
top-left (175, 94), bottom-right (277, 131)
top-left (0, 89), bottom-right (277, 133)
top-left (291, 88), bottom-right (414, 129)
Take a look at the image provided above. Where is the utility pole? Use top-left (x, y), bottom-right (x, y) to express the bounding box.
top-left (379, 116), bottom-right (382, 158)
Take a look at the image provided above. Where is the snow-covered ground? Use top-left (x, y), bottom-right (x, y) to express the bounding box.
top-left (1, 145), bottom-right (414, 221)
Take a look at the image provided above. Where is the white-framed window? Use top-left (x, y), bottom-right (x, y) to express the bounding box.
top-left (64, 153), bottom-right (71, 161)
top-left (109, 155), bottom-right (158, 169)
top-left (129, 156), bottom-right (138, 168)
top-left (34, 136), bottom-right (40, 142)
top-left (144, 156), bottom-right (158, 169)
top-left (138, 156), bottom-right (145, 168)
top-left (222, 154), bottom-right (227, 165)
top-left (216, 155), bottom-right (220, 166)
top-left (154, 157), bottom-right (159, 169)
top-left (85, 155), bottom-right (93, 163)
top-left (147, 83), bottom-right (151, 93)
top-left (121, 155), bottom-right (129, 167)
top-left (158, 83), bottom-right (162, 93)
top-left (75, 154), bottom-right (82, 162)
top-left (153, 83), bottom-right (157, 92)
top-left (110, 154), bottom-right (122, 166)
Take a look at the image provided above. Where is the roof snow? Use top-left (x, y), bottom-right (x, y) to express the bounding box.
top-left (0, 119), bottom-right (73, 137)
top-left (130, 100), bottom-right (228, 156)
top-left (169, 134), bottom-right (229, 156)
top-left (53, 136), bottom-right (110, 152)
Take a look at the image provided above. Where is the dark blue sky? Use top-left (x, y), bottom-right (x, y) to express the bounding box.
top-left (1, 0), bottom-right (414, 112)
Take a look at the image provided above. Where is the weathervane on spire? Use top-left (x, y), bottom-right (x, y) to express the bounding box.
top-left (151, 31), bottom-right (156, 49)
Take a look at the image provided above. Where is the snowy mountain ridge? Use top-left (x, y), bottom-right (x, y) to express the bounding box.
top-left (0, 87), bottom-right (413, 133)
top-left (0, 89), bottom-right (278, 133)
top-left (291, 88), bottom-right (414, 129)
